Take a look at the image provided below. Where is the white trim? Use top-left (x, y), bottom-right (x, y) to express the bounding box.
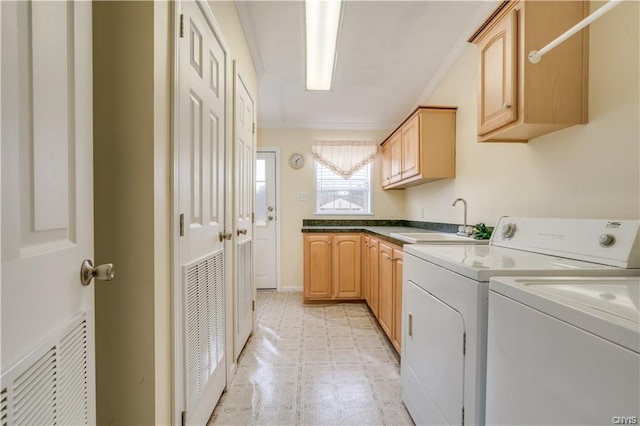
top-left (234, 1), bottom-right (264, 75)
top-left (259, 120), bottom-right (396, 131)
top-left (414, 0), bottom-right (501, 106)
top-left (280, 285), bottom-right (304, 292)
top-left (257, 147), bottom-right (282, 292)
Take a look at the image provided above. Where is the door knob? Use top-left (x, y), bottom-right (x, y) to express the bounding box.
top-left (237, 228), bottom-right (247, 236)
top-left (267, 215), bottom-right (274, 221)
top-left (267, 206), bottom-right (274, 212)
top-left (219, 232), bottom-right (232, 242)
top-left (80, 259), bottom-right (115, 286)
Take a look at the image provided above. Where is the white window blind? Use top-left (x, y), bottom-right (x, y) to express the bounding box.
top-left (315, 161), bottom-right (372, 215)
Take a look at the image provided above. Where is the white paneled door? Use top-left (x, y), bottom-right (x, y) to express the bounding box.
top-left (1, 1), bottom-right (97, 424)
top-left (234, 68), bottom-right (255, 359)
top-left (255, 151), bottom-right (278, 289)
top-left (176, 1), bottom-right (228, 424)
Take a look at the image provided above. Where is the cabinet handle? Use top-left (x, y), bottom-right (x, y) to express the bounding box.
top-left (382, 252), bottom-right (392, 261)
top-left (408, 313), bottom-right (413, 338)
top-left (503, 102), bottom-right (511, 110)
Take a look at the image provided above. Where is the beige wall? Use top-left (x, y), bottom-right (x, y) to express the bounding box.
top-left (93, 1), bottom-right (172, 425)
top-left (258, 128), bottom-right (407, 289)
top-left (405, 0), bottom-right (640, 226)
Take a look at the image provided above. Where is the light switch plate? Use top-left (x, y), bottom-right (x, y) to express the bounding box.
top-left (297, 192), bottom-right (307, 201)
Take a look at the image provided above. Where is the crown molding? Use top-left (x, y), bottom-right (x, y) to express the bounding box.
top-left (414, 0), bottom-right (500, 106)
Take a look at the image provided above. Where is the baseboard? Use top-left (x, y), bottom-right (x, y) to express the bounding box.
top-left (280, 285), bottom-right (303, 292)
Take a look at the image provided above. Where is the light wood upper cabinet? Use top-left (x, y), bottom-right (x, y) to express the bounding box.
top-left (381, 106), bottom-right (457, 189)
top-left (333, 235), bottom-right (361, 298)
top-left (400, 114), bottom-right (420, 180)
top-left (470, 0), bottom-right (589, 142)
top-left (388, 132), bottom-right (402, 184)
top-left (478, 8), bottom-right (518, 135)
top-left (303, 234), bottom-right (333, 300)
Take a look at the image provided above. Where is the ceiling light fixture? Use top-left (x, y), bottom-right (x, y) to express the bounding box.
top-left (305, 0), bottom-right (342, 91)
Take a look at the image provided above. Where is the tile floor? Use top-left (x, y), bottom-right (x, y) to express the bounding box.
top-left (208, 291), bottom-right (414, 426)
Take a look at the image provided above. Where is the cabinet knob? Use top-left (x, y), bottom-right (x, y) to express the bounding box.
top-left (503, 102), bottom-right (511, 110)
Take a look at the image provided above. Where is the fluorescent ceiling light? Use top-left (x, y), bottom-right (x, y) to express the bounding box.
top-left (305, 0), bottom-right (342, 91)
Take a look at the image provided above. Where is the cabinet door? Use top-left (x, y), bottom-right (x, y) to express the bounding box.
top-left (477, 8), bottom-right (518, 136)
top-left (401, 114), bottom-right (420, 180)
top-left (378, 243), bottom-right (394, 338)
top-left (303, 234), bottom-right (332, 299)
top-left (369, 238), bottom-right (380, 317)
top-left (388, 132), bottom-right (403, 184)
top-left (392, 249), bottom-right (403, 353)
top-left (333, 235), bottom-right (361, 298)
top-left (362, 236), bottom-right (371, 304)
top-left (381, 143), bottom-right (391, 187)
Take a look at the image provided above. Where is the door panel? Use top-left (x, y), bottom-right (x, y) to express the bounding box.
top-left (378, 243), bottom-right (394, 337)
top-left (1, 1), bottom-right (95, 422)
top-left (255, 151), bottom-right (277, 289)
top-left (333, 235), bottom-right (361, 298)
top-left (401, 115), bottom-right (420, 179)
top-left (303, 235), bottom-right (332, 299)
top-left (478, 8), bottom-right (518, 135)
top-left (234, 69), bottom-right (255, 359)
top-left (177, 1), bottom-right (227, 424)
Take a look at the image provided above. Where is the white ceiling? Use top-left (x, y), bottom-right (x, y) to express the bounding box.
top-left (236, 1), bottom-right (499, 130)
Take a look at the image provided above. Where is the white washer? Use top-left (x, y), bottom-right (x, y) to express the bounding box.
top-left (401, 218), bottom-right (640, 426)
top-left (487, 276), bottom-right (640, 426)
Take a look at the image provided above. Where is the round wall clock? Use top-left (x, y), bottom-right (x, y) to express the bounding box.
top-left (289, 153), bottom-right (305, 169)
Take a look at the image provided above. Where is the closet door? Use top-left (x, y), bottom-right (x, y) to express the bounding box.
top-left (233, 67), bottom-right (255, 360)
top-left (176, 1), bottom-right (228, 424)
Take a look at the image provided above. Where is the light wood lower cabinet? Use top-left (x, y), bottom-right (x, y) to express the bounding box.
top-left (378, 241), bottom-right (403, 354)
top-left (303, 234), bottom-right (333, 299)
top-left (392, 248), bottom-right (403, 353)
top-left (303, 232), bottom-right (403, 354)
top-left (303, 233), bottom-right (361, 301)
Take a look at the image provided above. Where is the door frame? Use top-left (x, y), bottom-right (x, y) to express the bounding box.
top-left (170, 1), bottom-right (234, 424)
top-left (256, 147), bottom-right (282, 291)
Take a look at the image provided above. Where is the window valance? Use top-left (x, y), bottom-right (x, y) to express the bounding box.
top-left (311, 140), bottom-right (378, 179)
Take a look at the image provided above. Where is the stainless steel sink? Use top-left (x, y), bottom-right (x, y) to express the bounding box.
top-left (389, 232), bottom-right (488, 244)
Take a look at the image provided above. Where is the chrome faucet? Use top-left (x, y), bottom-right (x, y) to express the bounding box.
top-left (452, 198), bottom-right (471, 236)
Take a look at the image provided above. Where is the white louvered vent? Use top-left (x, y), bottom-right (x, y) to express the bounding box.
top-left (0, 316), bottom-right (89, 426)
top-left (13, 348), bottom-right (57, 425)
top-left (184, 250), bottom-right (225, 411)
top-left (58, 321), bottom-right (89, 425)
top-left (1, 387), bottom-right (9, 426)
top-left (236, 240), bottom-right (253, 331)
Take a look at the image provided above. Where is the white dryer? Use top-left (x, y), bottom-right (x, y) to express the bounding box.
top-left (401, 218), bottom-right (640, 426)
top-left (486, 276), bottom-right (640, 426)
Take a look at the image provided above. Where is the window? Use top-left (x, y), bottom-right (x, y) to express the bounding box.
top-left (315, 160), bottom-right (372, 215)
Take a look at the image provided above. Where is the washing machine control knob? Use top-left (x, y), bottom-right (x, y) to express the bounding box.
top-left (599, 234), bottom-right (616, 247)
top-left (502, 223), bottom-right (517, 239)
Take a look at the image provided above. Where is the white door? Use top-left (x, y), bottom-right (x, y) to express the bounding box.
top-left (176, 1), bottom-right (228, 424)
top-left (255, 151), bottom-right (278, 289)
top-left (1, 1), bottom-right (98, 423)
top-left (233, 68), bottom-right (255, 359)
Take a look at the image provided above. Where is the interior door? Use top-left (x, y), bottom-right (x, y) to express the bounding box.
top-left (255, 151), bottom-right (277, 289)
top-left (233, 68), bottom-right (255, 359)
top-left (1, 1), bottom-right (97, 423)
top-left (176, 1), bottom-right (228, 423)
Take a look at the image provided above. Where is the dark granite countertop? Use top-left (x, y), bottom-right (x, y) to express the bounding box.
top-left (301, 220), bottom-right (461, 246)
